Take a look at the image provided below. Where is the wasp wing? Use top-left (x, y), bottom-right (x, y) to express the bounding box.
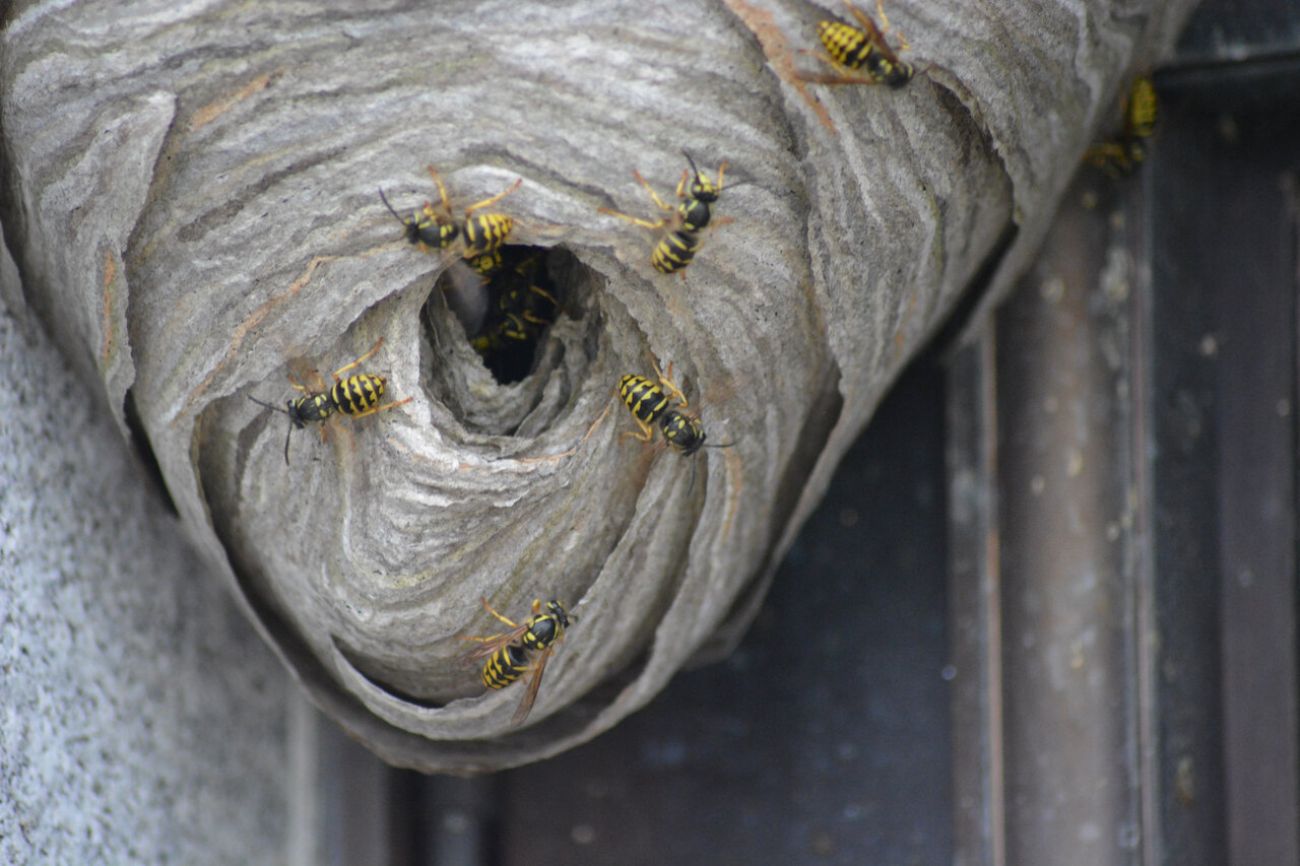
top-left (842, 1), bottom-right (903, 65)
top-left (459, 597), bottom-right (528, 663)
top-left (460, 622), bottom-right (530, 663)
top-left (510, 645), bottom-right (554, 727)
top-left (441, 257), bottom-right (491, 337)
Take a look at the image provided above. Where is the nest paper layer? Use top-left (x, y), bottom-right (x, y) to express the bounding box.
top-left (0, 0), bottom-right (1193, 771)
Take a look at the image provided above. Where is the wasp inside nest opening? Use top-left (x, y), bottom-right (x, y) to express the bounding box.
top-left (428, 243), bottom-right (571, 385)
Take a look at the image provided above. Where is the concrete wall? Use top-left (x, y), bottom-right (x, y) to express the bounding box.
top-left (1, 248), bottom-right (295, 864)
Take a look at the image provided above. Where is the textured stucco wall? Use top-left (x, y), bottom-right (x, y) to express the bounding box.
top-left (0, 239), bottom-right (293, 864)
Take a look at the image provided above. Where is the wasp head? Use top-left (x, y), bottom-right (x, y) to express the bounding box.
top-left (247, 395), bottom-right (306, 464)
top-left (681, 150), bottom-right (721, 203)
top-left (880, 59), bottom-right (914, 89)
top-left (379, 187), bottom-right (450, 248)
top-left (661, 408), bottom-right (706, 456)
top-left (544, 600), bottom-right (572, 630)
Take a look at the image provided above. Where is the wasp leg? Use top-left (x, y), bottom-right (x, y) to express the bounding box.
top-left (424, 165), bottom-right (456, 220)
top-left (520, 400), bottom-right (613, 463)
top-left (330, 337), bottom-right (386, 382)
top-left (620, 415), bottom-right (657, 444)
top-left (464, 178), bottom-right (523, 217)
top-left (524, 400), bottom-right (610, 462)
top-left (461, 633), bottom-right (505, 644)
top-left (598, 207), bottom-right (665, 231)
top-left (673, 169), bottom-right (691, 201)
top-left (633, 169), bottom-right (675, 213)
top-left (524, 283), bottom-right (560, 313)
top-left (714, 161), bottom-right (730, 193)
top-left (1083, 144), bottom-right (1111, 165)
top-left (419, 200), bottom-right (443, 225)
top-left (481, 597), bottom-right (521, 629)
top-left (653, 359), bottom-right (689, 409)
top-left (346, 395), bottom-right (412, 421)
top-left (1083, 142), bottom-right (1129, 163)
top-left (584, 401), bottom-right (613, 442)
top-left (865, 0), bottom-right (909, 52)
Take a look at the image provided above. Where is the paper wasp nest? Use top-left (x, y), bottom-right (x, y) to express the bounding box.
top-left (0, 0), bottom-right (1194, 771)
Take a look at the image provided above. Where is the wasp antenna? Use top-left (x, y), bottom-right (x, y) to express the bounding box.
top-left (703, 440), bottom-right (737, 449)
top-left (377, 188), bottom-right (405, 222)
top-left (247, 395), bottom-right (290, 415)
top-left (681, 149), bottom-right (702, 179)
top-left (248, 395), bottom-right (296, 464)
top-left (687, 458), bottom-right (699, 496)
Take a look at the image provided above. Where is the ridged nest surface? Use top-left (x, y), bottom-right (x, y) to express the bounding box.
top-left (0, 0), bottom-right (1194, 770)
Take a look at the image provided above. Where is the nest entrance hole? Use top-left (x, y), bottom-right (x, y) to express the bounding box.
top-left (422, 244), bottom-right (605, 436)
top-left (431, 244), bottom-right (576, 385)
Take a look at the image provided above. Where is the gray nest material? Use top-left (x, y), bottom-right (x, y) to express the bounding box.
top-left (0, 0), bottom-right (1195, 771)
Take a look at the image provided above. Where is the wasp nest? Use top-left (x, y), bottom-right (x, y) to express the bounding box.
top-left (0, 0), bottom-right (1195, 771)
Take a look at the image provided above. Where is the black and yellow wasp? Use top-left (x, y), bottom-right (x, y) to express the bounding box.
top-left (466, 247), bottom-right (506, 279)
top-left (379, 165), bottom-right (522, 269)
top-left (1084, 75), bottom-right (1157, 176)
top-left (463, 597), bottom-right (574, 727)
top-left (599, 151), bottom-right (730, 276)
top-left (471, 250), bottom-right (560, 356)
top-left (800, 0), bottom-right (915, 89)
top-left (619, 359), bottom-right (731, 457)
top-left (247, 337), bottom-right (410, 463)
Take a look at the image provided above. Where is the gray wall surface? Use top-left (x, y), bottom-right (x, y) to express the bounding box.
top-left (0, 269), bottom-right (294, 864)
